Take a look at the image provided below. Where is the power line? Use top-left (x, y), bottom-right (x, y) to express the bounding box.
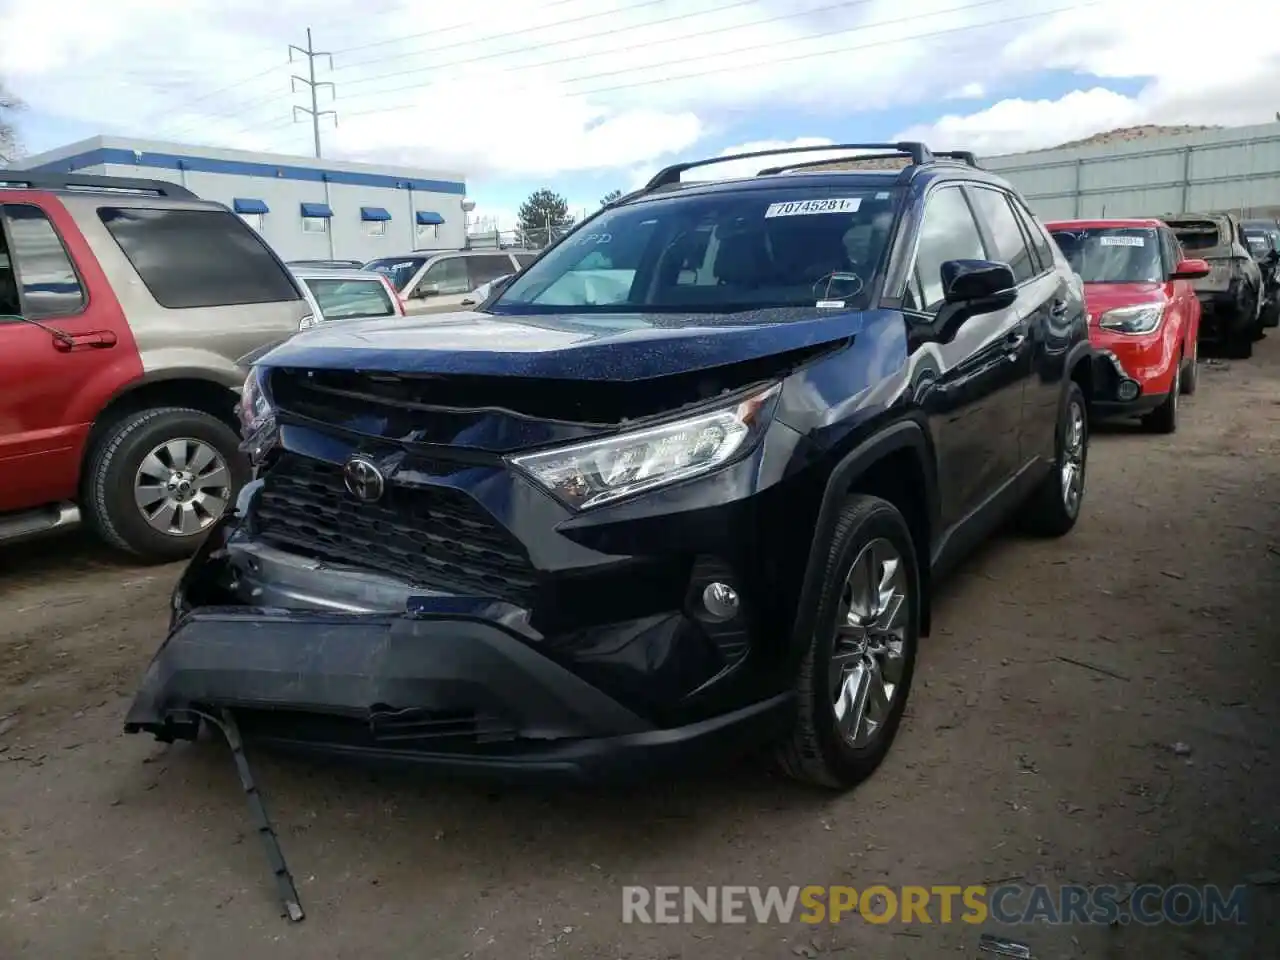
top-left (289, 27), bottom-right (338, 160)
top-left (332, 0), bottom-right (675, 74)
top-left (142, 60), bottom-right (290, 128)
top-left (337, 0), bottom-right (769, 93)
top-left (338, 0), bottom-right (1077, 119)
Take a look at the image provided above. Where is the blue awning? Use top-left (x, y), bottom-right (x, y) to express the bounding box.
top-left (300, 202), bottom-right (333, 218)
top-left (360, 206), bottom-right (392, 221)
top-left (233, 197), bottom-right (269, 215)
top-left (415, 210), bottom-right (445, 226)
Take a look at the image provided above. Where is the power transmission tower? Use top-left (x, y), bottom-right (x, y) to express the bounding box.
top-left (289, 28), bottom-right (337, 159)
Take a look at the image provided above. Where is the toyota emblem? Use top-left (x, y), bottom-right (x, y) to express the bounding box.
top-left (342, 456), bottom-right (385, 502)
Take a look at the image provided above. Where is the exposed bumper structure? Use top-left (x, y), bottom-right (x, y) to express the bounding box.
top-left (125, 593), bottom-right (792, 784)
top-left (1089, 349), bottom-right (1168, 417)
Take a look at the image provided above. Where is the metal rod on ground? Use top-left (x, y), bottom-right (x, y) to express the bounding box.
top-left (195, 707), bottom-right (305, 922)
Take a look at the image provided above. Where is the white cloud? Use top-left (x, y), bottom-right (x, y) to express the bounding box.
top-left (1, 0), bottom-right (1275, 188)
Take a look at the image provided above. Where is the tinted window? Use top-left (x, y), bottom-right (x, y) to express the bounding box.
top-left (467, 254), bottom-right (518, 288)
top-left (3, 204), bottom-right (85, 319)
top-left (908, 187), bottom-right (987, 312)
top-left (496, 186), bottom-right (901, 314)
top-left (1010, 198), bottom-right (1055, 273)
top-left (967, 188), bottom-right (1036, 283)
top-left (364, 256), bottom-right (426, 292)
top-left (99, 208), bottom-right (299, 309)
top-left (419, 257), bottom-right (470, 295)
top-left (1047, 227), bottom-right (1163, 284)
top-left (302, 277), bottom-right (396, 321)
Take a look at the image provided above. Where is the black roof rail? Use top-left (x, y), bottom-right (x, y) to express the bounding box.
top-left (0, 171), bottom-right (198, 199)
top-left (757, 152), bottom-right (914, 175)
top-left (933, 150), bottom-right (981, 167)
top-left (643, 141), bottom-right (933, 191)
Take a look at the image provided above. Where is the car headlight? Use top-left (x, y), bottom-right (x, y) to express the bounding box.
top-left (508, 383), bottom-right (781, 510)
top-left (1097, 304), bottom-right (1164, 335)
top-left (236, 366), bottom-right (277, 463)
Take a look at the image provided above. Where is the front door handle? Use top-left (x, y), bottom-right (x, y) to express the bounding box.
top-left (53, 330), bottom-right (118, 352)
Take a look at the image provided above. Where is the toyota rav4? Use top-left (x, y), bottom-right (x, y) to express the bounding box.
top-left (125, 143), bottom-right (1094, 790)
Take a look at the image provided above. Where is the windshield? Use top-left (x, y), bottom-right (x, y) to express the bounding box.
top-left (1166, 221), bottom-right (1223, 252)
top-left (1048, 227), bottom-right (1163, 283)
top-left (363, 257), bottom-right (425, 292)
top-left (491, 186), bottom-right (901, 315)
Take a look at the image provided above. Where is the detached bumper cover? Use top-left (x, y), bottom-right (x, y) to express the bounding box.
top-left (124, 610), bottom-right (792, 781)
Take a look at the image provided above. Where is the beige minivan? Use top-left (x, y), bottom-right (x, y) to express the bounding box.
top-left (364, 248), bottom-right (537, 315)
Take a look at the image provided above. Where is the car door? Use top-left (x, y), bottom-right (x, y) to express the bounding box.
top-left (0, 198), bottom-right (131, 512)
top-left (902, 184), bottom-right (1023, 534)
top-left (403, 255), bottom-right (472, 315)
top-left (966, 186), bottom-right (1060, 472)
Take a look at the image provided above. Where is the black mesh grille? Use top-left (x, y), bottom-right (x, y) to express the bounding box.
top-left (252, 454), bottom-right (536, 603)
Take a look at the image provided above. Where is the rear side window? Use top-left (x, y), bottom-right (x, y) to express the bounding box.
top-left (302, 277), bottom-right (395, 321)
top-left (467, 254), bottom-right (518, 288)
top-left (98, 207), bottom-right (301, 309)
top-left (967, 188), bottom-right (1036, 283)
top-left (2, 203), bottom-right (86, 319)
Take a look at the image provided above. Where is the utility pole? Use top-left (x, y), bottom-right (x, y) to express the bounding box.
top-left (289, 28), bottom-right (336, 159)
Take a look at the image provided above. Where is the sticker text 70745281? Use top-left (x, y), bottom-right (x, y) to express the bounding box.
top-left (1099, 235), bottom-right (1145, 247)
top-left (765, 198), bottom-right (863, 218)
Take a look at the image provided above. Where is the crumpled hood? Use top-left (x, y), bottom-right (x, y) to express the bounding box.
top-left (258, 307), bottom-right (865, 381)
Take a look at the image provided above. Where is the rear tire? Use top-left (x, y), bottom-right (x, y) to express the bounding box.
top-left (1019, 381), bottom-right (1088, 538)
top-left (85, 407), bottom-right (248, 563)
top-left (1142, 355), bottom-right (1180, 434)
top-left (776, 495), bottom-right (920, 790)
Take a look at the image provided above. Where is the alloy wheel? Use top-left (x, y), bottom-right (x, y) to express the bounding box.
top-left (134, 438), bottom-right (231, 536)
top-left (830, 537), bottom-right (909, 749)
top-left (1060, 400), bottom-right (1086, 515)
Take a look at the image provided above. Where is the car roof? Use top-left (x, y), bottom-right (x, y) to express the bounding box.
top-left (1045, 218), bottom-right (1165, 230)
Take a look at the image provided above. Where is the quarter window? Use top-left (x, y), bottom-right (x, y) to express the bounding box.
top-left (98, 207), bottom-right (301, 309)
top-left (967, 188), bottom-right (1036, 284)
top-left (2, 203), bottom-right (86, 319)
top-left (907, 187), bottom-right (987, 312)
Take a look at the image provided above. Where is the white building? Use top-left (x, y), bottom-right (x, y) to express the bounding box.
top-left (13, 135), bottom-right (470, 263)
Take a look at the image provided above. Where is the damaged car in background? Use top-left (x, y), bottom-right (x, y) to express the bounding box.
top-left (1163, 213), bottom-right (1264, 358)
top-left (122, 141), bottom-right (1094, 919)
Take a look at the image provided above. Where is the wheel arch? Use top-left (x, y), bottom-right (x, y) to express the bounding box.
top-left (787, 416), bottom-right (939, 666)
top-left (1066, 341), bottom-right (1095, 414)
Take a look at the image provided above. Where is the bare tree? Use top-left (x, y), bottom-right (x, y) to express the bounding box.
top-left (1, 79), bottom-right (25, 167)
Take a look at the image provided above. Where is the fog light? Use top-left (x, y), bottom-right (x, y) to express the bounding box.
top-left (1117, 380), bottom-right (1140, 401)
top-left (701, 582), bottom-right (740, 621)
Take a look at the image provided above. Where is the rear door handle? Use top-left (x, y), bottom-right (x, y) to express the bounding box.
top-left (53, 330), bottom-right (118, 352)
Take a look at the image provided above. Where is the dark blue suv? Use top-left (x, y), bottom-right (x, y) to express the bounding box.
top-left (126, 142), bottom-right (1093, 791)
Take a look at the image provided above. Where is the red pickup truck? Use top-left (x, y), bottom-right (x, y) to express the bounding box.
top-left (0, 173), bottom-right (312, 560)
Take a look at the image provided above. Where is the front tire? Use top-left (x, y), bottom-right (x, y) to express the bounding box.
top-left (85, 407), bottom-right (248, 562)
top-left (777, 495), bottom-right (920, 790)
top-left (1018, 380), bottom-right (1088, 537)
top-left (1142, 355), bottom-right (1180, 434)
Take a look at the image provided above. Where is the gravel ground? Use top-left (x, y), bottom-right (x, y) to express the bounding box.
top-left (2, 341), bottom-right (1279, 959)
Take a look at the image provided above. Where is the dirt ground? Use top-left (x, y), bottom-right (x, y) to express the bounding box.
top-left (2, 342), bottom-right (1279, 960)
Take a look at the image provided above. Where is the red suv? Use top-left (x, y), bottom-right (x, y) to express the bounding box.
top-left (0, 173), bottom-right (313, 559)
top-left (1046, 218), bottom-right (1209, 434)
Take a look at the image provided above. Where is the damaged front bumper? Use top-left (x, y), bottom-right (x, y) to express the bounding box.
top-left (125, 517), bottom-right (792, 784)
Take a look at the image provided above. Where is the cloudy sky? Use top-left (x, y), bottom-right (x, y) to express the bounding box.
top-left (2, 0), bottom-right (1277, 229)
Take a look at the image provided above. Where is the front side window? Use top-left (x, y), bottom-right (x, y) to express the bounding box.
top-left (2, 203), bottom-right (86, 319)
top-left (494, 186), bottom-right (901, 315)
top-left (302, 277), bottom-right (396, 321)
top-left (967, 188), bottom-right (1036, 283)
top-left (906, 186), bottom-right (987, 312)
top-left (1047, 227), bottom-right (1163, 284)
top-left (417, 257), bottom-right (470, 296)
top-left (99, 207), bottom-right (300, 309)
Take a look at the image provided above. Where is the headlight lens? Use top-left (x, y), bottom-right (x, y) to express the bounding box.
top-left (236, 366), bottom-right (276, 462)
top-left (509, 383), bottom-right (781, 510)
top-left (1097, 304), bottom-right (1164, 334)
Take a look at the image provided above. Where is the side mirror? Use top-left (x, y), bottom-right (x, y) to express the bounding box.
top-left (1170, 257), bottom-right (1211, 280)
top-left (941, 259), bottom-right (1018, 310)
top-left (415, 282), bottom-right (440, 298)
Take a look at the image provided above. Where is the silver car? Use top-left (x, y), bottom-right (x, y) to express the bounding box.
top-left (363, 248), bottom-right (537, 315)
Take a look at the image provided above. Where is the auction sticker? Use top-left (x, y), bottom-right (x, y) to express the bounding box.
top-left (765, 197), bottom-right (862, 218)
top-left (1099, 235), bottom-right (1145, 246)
